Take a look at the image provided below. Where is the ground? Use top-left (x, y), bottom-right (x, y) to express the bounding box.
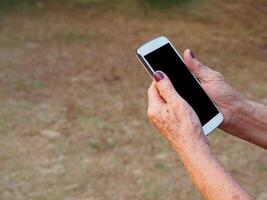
top-left (0, 0), bottom-right (267, 199)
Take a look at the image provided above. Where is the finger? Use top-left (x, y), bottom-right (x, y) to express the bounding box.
top-left (147, 81), bottom-right (165, 120)
top-left (183, 49), bottom-right (214, 81)
top-left (147, 81), bottom-right (165, 108)
top-left (153, 71), bottom-right (182, 103)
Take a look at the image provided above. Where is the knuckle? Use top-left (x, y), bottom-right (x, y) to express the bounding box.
top-left (161, 82), bottom-right (172, 93)
top-left (214, 71), bottom-right (223, 77)
top-left (147, 116), bottom-right (154, 124)
top-left (160, 82), bottom-right (174, 98)
top-left (198, 62), bottom-right (206, 68)
top-left (191, 121), bottom-right (202, 132)
top-left (198, 62), bottom-right (211, 73)
top-left (147, 108), bottom-right (157, 119)
top-left (213, 71), bottom-right (225, 81)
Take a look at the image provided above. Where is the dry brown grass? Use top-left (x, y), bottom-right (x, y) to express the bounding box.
top-left (0, 0), bottom-right (266, 199)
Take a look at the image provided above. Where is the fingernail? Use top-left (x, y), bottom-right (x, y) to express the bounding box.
top-left (189, 50), bottom-right (195, 59)
top-left (153, 71), bottom-right (165, 82)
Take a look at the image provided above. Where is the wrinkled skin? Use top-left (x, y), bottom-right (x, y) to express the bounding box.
top-left (147, 49), bottom-right (244, 149)
top-left (146, 49), bottom-right (253, 200)
top-left (147, 80), bottom-right (205, 150)
top-left (182, 50), bottom-right (244, 128)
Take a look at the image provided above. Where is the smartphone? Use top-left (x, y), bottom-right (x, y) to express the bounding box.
top-left (136, 36), bottom-right (224, 135)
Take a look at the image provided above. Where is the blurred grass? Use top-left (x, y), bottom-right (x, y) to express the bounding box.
top-left (0, 0), bottom-right (266, 199)
top-left (15, 80), bottom-right (46, 92)
top-left (0, 0), bottom-right (203, 10)
top-left (0, 0), bottom-right (38, 9)
top-left (140, 0), bottom-right (203, 9)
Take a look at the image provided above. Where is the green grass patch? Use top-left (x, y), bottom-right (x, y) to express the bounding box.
top-left (60, 0), bottom-right (122, 9)
top-left (0, 119), bottom-right (7, 130)
top-left (52, 32), bottom-right (93, 44)
top-left (0, 0), bottom-right (205, 13)
top-left (45, 30), bottom-right (108, 45)
top-left (140, 0), bottom-right (203, 9)
top-left (29, 81), bottom-right (45, 90)
top-left (15, 80), bottom-right (46, 92)
top-left (0, 0), bottom-right (39, 9)
top-left (154, 162), bottom-right (167, 171)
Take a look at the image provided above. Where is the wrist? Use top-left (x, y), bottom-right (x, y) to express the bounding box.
top-left (172, 135), bottom-right (215, 172)
top-left (222, 97), bottom-right (252, 132)
top-left (169, 130), bottom-right (211, 157)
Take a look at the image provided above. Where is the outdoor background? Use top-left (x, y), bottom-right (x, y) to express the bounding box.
top-left (0, 0), bottom-right (266, 199)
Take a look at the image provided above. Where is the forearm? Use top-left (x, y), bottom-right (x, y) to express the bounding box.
top-left (223, 99), bottom-right (267, 149)
top-left (171, 137), bottom-right (252, 200)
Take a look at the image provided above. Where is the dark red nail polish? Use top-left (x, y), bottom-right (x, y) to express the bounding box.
top-left (190, 50), bottom-right (195, 58)
top-left (153, 71), bottom-right (165, 82)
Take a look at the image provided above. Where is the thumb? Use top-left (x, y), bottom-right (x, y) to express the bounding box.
top-left (183, 49), bottom-right (213, 81)
top-left (153, 71), bottom-right (182, 103)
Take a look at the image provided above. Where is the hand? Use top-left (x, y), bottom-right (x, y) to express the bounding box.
top-left (147, 71), bottom-right (207, 151)
top-left (147, 71), bottom-right (253, 200)
top-left (183, 49), bottom-right (245, 129)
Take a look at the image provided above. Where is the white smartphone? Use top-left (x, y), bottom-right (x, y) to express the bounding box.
top-left (136, 36), bottom-right (224, 135)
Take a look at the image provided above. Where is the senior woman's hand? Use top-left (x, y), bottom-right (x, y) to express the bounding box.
top-left (147, 71), bottom-right (252, 200)
top-left (183, 49), bottom-right (245, 128)
top-left (184, 49), bottom-right (267, 149)
top-left (147, 71), bottom-right (207, 151)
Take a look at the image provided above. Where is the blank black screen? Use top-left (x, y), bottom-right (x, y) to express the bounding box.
top-left (144, 44), bottom-right (219, 125)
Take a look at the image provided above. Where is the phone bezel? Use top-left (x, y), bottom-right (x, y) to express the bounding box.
top-left (136, 36), bottom-right (224, 135)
